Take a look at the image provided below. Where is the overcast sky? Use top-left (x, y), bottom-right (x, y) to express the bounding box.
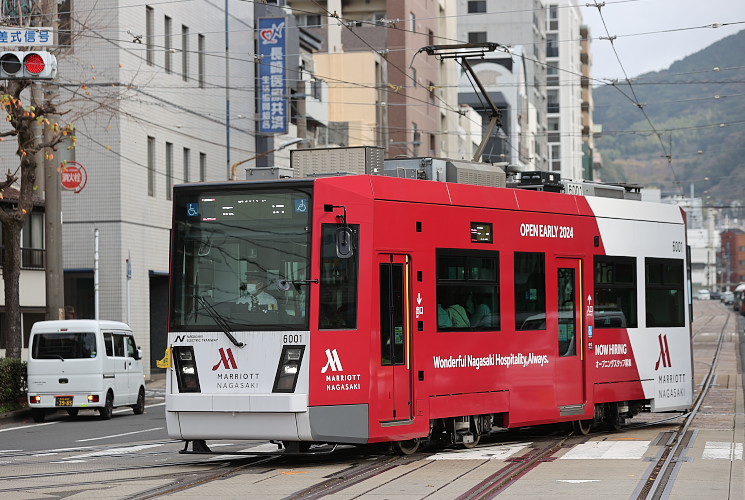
top-left (581, 0), bottom-right (745, 82)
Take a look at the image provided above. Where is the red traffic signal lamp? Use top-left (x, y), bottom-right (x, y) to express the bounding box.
top-left (0, 51), bottom-right (57, 80)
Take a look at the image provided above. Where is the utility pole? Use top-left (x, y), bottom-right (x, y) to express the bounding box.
top-left (42, 0), bottom-right (65, 319)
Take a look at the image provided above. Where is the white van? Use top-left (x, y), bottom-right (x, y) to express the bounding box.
top-left (27, 320), bottom-right (145, 422)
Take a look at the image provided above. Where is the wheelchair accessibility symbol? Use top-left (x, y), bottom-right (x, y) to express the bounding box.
top-left (295, 199), bottom-right (308, 213)
top-left (187, 203), bottom-right (199, 217)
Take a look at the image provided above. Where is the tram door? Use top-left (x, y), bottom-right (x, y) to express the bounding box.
top-left (378, 254), bottom-right (413, 422)
top-left (555, 258), bottom-right (585, 407)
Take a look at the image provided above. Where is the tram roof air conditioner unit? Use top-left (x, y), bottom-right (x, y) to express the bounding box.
top-left (291, 146), bottom-right (384, 178)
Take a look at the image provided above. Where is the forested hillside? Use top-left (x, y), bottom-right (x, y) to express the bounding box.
top-left (592, 29), bottom-right (745, 211)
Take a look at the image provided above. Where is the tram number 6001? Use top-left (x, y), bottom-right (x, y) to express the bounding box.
top-left (283, 334), bottom-right (303, 344)
top-left (672, 241), bottom-right (683, 253)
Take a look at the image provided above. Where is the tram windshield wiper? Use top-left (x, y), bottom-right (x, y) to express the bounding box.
top-left (194, 295), bottom-right (244, 348)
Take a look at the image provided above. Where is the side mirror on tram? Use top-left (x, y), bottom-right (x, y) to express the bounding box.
top-left (336, 227), bottom-right (354, 259)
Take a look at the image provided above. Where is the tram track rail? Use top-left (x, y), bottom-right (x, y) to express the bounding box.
top-left (635, 308), bottom-right (731, 500)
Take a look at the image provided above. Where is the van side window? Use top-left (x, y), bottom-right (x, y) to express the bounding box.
top-left (125, 336), bottom-right (137, 357)
top-left (113, 335), bottom-right (126, 357)
top-left (103, 332), bottom-right (114, 356)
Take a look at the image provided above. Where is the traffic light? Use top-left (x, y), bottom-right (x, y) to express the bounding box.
top-left (0, 51), bottom-right (57, 80)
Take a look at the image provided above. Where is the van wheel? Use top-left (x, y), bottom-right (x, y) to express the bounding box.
top-left (132, 387), bottom-right (145, 415)
top-left (67, 409), bottom-right (79, 418)
top-left (31, 409), bottom-right (46, 423)
top-left (100, 392), bottom-right (114, 420)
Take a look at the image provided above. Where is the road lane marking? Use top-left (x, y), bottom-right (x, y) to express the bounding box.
top-left (56, 443), bottom-right (164, 462)
top-left (0, 421), bottom-right (59, 433)
top-left (76, 428), bottom-right (164, 442)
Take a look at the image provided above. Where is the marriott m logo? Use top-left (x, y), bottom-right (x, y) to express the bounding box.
top-left (212, 347), bottom-right (238, 370)
top-left (655, 334), bottom-right (672, 370)
top-left (321, 349), bottom-right (343, 373)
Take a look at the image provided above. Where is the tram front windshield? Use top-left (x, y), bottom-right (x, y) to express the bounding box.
top-left (170, 185), bottom-right (313, 331)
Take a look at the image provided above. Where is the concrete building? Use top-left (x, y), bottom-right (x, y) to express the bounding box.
top-left (292, 0), bottom-right (460, 159)
top-left (720, 229), bottom-right (745, 291)
top-left (43, 0), bottom-right (256, 375)
top-left (458, 0), bottom-right (548, 170)
top-left (545, 0), bottom-right (584, 180)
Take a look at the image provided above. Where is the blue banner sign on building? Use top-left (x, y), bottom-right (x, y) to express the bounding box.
top-left (0, 28), bottom-right (53, 46)
top-left (258, 17), bottom-right (287, 134)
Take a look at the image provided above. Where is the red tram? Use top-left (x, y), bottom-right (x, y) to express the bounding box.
top-left (165, 172), bottom-right (693, 453)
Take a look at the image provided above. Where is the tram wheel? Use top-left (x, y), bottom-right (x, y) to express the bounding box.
top-left (395, 439), bottom-right (420, 455)
top-left (461, 434), bottom-right (481, 449)
top-left (573, 419), bottom-right (592, 435)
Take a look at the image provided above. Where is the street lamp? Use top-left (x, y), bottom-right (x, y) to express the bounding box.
top-left (230, 138), bottom-right (306, 181)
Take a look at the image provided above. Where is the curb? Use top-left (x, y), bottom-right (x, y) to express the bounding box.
top-left (0, 406), bottom-right (31, 422)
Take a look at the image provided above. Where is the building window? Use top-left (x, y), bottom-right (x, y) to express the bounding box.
top-left (199, 152), bottom-right (206, 181)
top-left (436, 249), bottom-right (500, 331)
top-left (181, 25), bottom-right (189, 82)
top-left (550, 144), bottom-right (561, 171)
top-left (595, 256), bottom-right (638, 328)
top-left (428, 29), bottom-right (434, 45)
top-left (412, 122), bottom-right (420, 156)
top-left (409, 12), bottom-right (415, 31)
top-left (547, 89), bottom-right (559, 113)
top-left (468, 32), bottom-right (487, 44)
top-left (515, 252), bottom-right (546, 330)
top-left (58, 0), bottom-right (72, 50)
top-left (546, 33), bottom-right (558, 58)
top-left (645, 258), bottom-right (685, 327)
top-left (298, 14), bottom-right (322, 27)
top-left (21, 212), bottom-right (45, 268)
top-left (146, 6), bottom-right (154, 65)
top-left (183, 147), bottom-right (190, 183)
top-left (147, 136), bottom-right (155, 197)
top-left (468, 1), bottom-right (487, 13)
top-left (165, 16), bottom-right (172, 73)
top-left (166, 142), bottom-right (173, 200)
top-left (548, 4), bottom-right (559, 31)
top-left (198, 34), bottom-right (205, 88)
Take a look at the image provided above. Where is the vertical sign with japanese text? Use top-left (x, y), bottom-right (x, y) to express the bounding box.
top-left (258, 17), bottom-right (287, 134)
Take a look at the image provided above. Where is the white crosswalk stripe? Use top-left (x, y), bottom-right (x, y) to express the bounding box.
top-left (702, 442), bottom-right (743, 460)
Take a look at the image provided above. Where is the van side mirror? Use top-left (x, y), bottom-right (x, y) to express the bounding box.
top-left (134, 347), bottom-right (143, 360)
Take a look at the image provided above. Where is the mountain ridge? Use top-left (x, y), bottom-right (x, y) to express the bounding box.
top-left (591, 29), bottom-right (745, 213)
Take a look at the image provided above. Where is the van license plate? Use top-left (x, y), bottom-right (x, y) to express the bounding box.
top-left (55, 396), bottom-right (73, 406)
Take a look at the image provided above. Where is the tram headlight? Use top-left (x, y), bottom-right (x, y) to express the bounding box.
top-left (273, 345), bottom-right (305, 393)
top-left (172, 346), bottom-right (201, 393)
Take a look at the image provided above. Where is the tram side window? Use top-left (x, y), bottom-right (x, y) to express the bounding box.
top-left (515, 252), bottom-right (546, 330)
top-left (645, 258), bottom-right (684, 327)
top-left (436, 249), bottom-right (500, 331)
top-left (319, 224), bottom-right (359, 330)
top-left (594, 256), bottom-right (638, 328)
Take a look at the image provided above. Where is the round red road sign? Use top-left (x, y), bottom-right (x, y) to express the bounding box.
top-left (60, 162), bottom-right (88, 193)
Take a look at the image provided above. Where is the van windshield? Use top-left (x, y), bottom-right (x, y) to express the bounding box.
top-left (31, 332), bottom-right (97, 359)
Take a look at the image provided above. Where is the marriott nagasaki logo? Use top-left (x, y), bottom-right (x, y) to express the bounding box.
top-left (212, 347), bottom-right (237, 370)
top-left (321, 349), bottom-right (361, 391)
top-left (211, 347), bottom-right (259, 389)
